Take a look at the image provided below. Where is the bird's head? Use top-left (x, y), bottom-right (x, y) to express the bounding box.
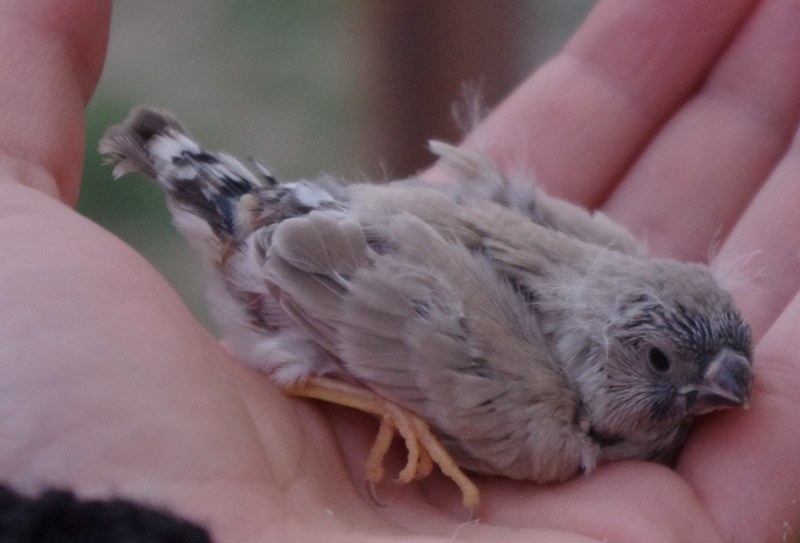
top-left (570, 258), bottom-right (753, 460)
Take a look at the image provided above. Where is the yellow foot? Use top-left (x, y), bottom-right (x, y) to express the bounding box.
top-left (284, 375), bottom-right (480, 509)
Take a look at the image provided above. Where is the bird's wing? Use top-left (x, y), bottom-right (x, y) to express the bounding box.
top-left (265, 207), bottom-right (583, 479)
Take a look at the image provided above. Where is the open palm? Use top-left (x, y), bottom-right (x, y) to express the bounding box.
top-left (1, 1), bottom-right (798, 542)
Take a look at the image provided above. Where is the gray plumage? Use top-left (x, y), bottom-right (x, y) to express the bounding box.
top-left (100, 107), bottom-right (753, 484)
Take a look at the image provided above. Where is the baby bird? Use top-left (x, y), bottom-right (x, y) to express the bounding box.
top-left (100, 108), bottom-right (753, 509)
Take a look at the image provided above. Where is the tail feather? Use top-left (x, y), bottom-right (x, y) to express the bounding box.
top-left (100, 107), bottom-right (263, 243)
top-left (100, 107), bottom-right (349, 265)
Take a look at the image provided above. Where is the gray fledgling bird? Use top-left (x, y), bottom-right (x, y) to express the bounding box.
top-left (100, 108), bottom-right (753, 509)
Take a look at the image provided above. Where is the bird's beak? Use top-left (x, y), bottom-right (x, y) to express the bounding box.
top-left (687, 348), bottom-right (752, 414)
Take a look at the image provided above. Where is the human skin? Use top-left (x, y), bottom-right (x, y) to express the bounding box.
top-left (0, 1), bottom-right (798, 542)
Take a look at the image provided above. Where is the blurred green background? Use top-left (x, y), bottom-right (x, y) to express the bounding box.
top-left (78, 1), bottom-right (595, 334)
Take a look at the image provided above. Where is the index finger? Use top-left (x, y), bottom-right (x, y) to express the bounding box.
top-left (467, 0), bottom-right (755, 207)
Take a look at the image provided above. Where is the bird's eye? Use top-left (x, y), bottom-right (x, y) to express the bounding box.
top-left (648, 347), bottom-right (671, 373)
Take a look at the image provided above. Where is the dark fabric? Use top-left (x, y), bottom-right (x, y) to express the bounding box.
top-left (0, 485), bottom-right (212, 543)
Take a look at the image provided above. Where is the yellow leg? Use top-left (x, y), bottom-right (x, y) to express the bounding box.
top-left (416, 445), bottom-right (434, 480)
top-left (284, 375), bottom-right (480, 509)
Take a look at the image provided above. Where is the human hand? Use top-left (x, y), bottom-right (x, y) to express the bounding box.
top-left (0, 1), bottom-right (798, 543)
